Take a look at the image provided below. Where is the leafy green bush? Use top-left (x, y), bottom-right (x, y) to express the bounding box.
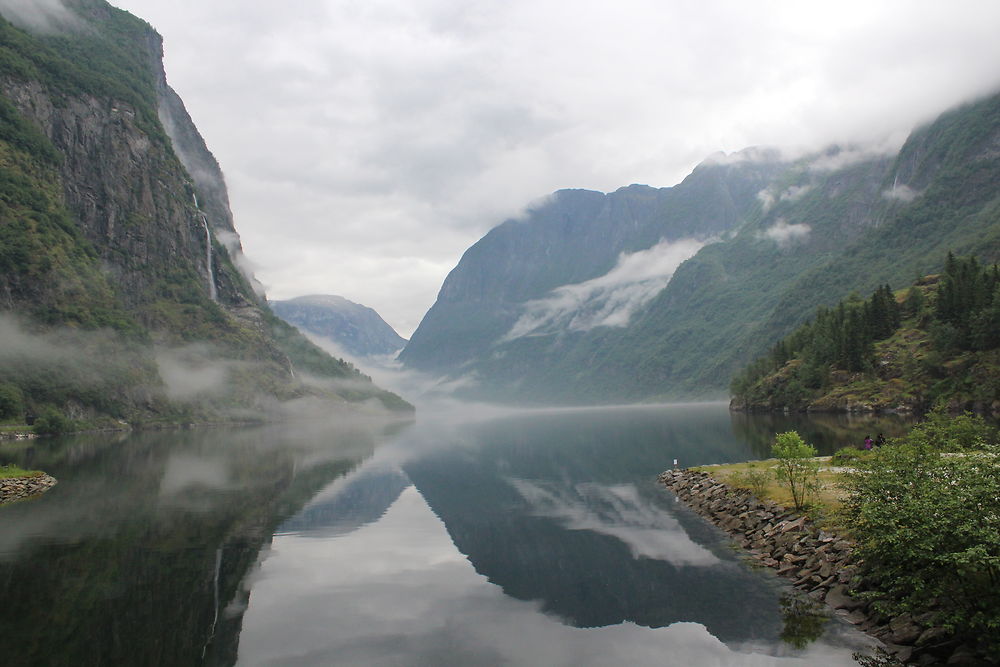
top-left (32, 406), bottom-right (71, 435)
top-left (843, 443), bottom-right (1000, 653)
top-left (904, 402), bottom-right (996, 451)
top-left (771, 431), bottom-right (819, 511)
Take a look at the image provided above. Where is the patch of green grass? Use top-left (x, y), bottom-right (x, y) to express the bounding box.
top-left (0, 423), bottom-right (31, 433)
top-left (0, 463), bottom-right (42, 478)
top-left (694, 457), bottom-right (849, 532)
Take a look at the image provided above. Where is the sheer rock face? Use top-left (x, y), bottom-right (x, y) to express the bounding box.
top-left (0, 4), bottom-right (412, 417)
top-left (0, 40), bottom-right (257, 318)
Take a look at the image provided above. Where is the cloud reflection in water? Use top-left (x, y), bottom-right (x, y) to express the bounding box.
top-left (509, 478), bottom-right (720, 567)
top-left (237, 484), bottom-right (866, 666)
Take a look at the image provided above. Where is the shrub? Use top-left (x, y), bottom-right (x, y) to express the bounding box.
top-left (830, 446), bottom-right (874, 466)
top-left (32, 406), bottom-right (71, 435)
top-left (842, 444), bottom-right (1000, 654)
top-left (905, 402), bottom-right (996, 451)
top-left (771, 431), bottom-right (820, 511)
top-left (729, 463), bottom-right (771, 497)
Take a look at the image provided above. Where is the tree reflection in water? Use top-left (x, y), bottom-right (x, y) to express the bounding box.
top-left (779, 592), bottom-right (830, 650)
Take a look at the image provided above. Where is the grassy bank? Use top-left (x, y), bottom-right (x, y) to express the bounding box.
top-left (688, 409), bottom-right (1000, 659)
top-left (693, 457), bottom-right (850, 533)
top-left (0, 463), bottom-right (43, 478)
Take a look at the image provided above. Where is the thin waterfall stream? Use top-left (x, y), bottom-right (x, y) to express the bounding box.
top-left (192, 192), bottom-right (218, 302)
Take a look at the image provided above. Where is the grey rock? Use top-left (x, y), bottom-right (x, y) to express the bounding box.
top-left (888, 613), bottom-right (922, 645)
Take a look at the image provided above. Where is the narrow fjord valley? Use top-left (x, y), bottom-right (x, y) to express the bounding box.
top-left (2, 1), bottom-right (999, 666)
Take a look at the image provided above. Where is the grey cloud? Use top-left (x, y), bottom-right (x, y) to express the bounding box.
top-left (758, 219), bottom-right (812, 248)
top-left (503, 238), bottom-right (708, 341)
top-left (805, 143), bottom-right (901, 172)
top-left (0, 0), bottom-right (81, 32)
top-left (883, 184), bottom-right (919, 203)
top-left (110, 0), bottom-right (1000, 336)
top-left (757, 184), bottom-right (813, 213)
top-left (154, 344), bottom-right (234, 400)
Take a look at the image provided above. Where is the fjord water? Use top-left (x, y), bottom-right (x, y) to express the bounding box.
top-left (0, 405), bottom-right (910, 666)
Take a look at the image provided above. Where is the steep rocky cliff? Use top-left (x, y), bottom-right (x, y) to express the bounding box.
top-left (0, 0), bottom-right (410, 426)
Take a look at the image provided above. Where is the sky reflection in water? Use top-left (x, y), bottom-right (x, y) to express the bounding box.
top-left (236, 406), bottom-right (881, 666)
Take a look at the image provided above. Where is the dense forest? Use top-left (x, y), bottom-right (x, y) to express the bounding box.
top-left (730, 253), bottom-right (1000, 413)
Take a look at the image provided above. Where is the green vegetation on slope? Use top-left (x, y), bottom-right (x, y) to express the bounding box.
top-left (0, 4), bottom-right (169, 146)
top-left (731, 254), bottom-right (1000, 412)
top-left (0, 2), bottom-right (411, 428)
top-left (405, 91), bottom-right (1000, 406)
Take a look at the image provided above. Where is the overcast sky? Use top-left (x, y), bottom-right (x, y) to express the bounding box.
top-left (105, 0), bottom-right (1000, 337)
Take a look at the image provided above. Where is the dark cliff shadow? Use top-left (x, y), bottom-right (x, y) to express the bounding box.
top-left (0, 420), bottom-right (397, 667)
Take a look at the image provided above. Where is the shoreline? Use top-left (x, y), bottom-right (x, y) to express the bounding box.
top-left (0, 474), bottom-right (57, 505)
top-left (658, 469), bottom-right (989, 665)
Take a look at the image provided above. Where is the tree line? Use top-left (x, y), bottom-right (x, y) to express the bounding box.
top-left (730, 252), bottom-right (1000, 402)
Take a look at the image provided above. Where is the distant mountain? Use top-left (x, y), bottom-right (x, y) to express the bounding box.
top-left (0, 0), bottom-right (410, 427)
top-left (399, 153), bottom-right (789, 378)
top-left (400, 91), bottom-right (1000, 405)
top-left (271, 295), bottom-right (407, 358)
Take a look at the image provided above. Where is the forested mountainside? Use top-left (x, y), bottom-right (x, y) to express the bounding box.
top-left (271, 295), bottom-right (407, 358)
top-left (731, 254), bottom-right (1000, 414)
top-left (0, 0), bottom-right (409, 430)
top-left (401, 90), bottom-right (1000, 406)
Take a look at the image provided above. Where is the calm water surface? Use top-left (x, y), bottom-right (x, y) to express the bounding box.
top-left (0, 404), bottom-right (912, 666)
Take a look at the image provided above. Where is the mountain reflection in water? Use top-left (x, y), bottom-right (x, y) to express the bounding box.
top-left (239, 404), bottom-right (887, 666)
top-left (0, 404), bottom-right (896, 666)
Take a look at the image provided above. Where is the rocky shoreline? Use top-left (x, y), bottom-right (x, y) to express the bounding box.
top-left (658, 469), bottom-right (992, 666)
top-left (0, 430), bottom-right (37, 441)
top-left (0, 474), bottom-right (57, 505)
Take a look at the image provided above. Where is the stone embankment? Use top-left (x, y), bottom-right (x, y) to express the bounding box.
top-left (658, 469), bottom-right (990, 666)
top-left (0, 474), bottom-right (57, 505)
top-left (0, 430), bottom-right (36, 441)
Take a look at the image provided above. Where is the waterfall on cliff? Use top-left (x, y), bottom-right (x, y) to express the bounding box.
top-left (201, 218), bottom-right (218, 301)
top-left (192, 193), bottom-right (218, 302)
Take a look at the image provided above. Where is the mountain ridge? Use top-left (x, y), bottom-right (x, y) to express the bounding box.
top-left (400, 90), bottom-right (1000, 405)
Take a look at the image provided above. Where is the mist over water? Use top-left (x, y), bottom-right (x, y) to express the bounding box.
top-left (0, 404), bottom-right (906, 666)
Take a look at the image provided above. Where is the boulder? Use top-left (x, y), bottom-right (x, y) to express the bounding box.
top-left (888, 613), bottom-right (923, 645)
top-left (825, 584), bottom-right (865, 611)
top-left (915, 626), bottom-right (951, 647)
